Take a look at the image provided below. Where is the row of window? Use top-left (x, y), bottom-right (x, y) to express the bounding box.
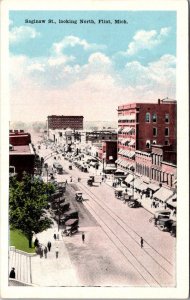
top-left (145, 140), bottom-right (169, 148)
top-left (153, 127), bottom-right (169, 137)
top-left (136, 164), bottom-right (174, 187)
top-left (145, 113), bottom-right (170, 123)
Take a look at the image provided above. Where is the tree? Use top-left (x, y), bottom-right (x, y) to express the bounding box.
top-left (9, 173), bottom-right (55, 248)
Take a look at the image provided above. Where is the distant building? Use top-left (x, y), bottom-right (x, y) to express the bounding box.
top-left (47, 115), bottom-right (84, 131)
top-left (117, 98), bottom-right (176, 173)
top-left (9, 130), bottom-right (35, 179)
top-left (86, 130), bottom-right (117, 143)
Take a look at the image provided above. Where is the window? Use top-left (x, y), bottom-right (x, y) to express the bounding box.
top-left (165, 113), bottom-right (169, 123)
top-left (165, 140), bottom-right (169, 145)
top-left (152, 113), bottom-right (157, 122)
top-left (146, 140), bottom-right (150, 148)
top-left (165, 128), bottom-right (169, 136)
top-left (145, 112), bottom-right (150, 122)
top-left (152, 140), bottom-right (157, 144)
top-left (153, 128), bottom-right (157, 136)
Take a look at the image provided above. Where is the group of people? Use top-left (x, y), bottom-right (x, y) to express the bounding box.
top-left (34, 238), bottom-right (52, 259)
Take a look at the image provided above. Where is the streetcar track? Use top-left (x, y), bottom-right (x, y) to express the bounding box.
top-left (84, 199), bottom-right (159, 287)
top-left (76, 181), bottom-right (174, 282)
top-left (60, 162), bottom-right (174, 286)
top-left (80, 180), bottom-right (173, 267)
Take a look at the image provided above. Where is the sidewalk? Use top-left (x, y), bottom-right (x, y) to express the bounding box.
top-left (31, 226), bottom-right (79, 286)
top-left (104, 178), bottom-right (162, 215)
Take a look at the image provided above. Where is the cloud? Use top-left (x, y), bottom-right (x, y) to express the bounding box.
top-left (52, 35), bottom-right (106, 55)
top-left (9, 26), bottom-right (40, 44)
top-left (120, 27), bottom-right (171, 56)
top-left (121, 54), bottom-right (176, 95)
top-left (9, 32), bottom-right (176, 122)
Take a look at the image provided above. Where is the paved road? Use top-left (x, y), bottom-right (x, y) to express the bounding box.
top-left (34, 144), bottom-right (176, 287)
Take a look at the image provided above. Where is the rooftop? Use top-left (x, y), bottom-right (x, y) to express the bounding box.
top-left (9, 144), bottom-right (35, 155)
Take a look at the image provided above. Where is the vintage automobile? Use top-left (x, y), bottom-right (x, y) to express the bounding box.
top-left (64, 219), bottom-right (79, 236)
top-left (59, 210), bottom-right (79, 225)
top-left (156, 218), bottom-right (175, 233)
top-left (170, 221), bottom-right (176, 237)
top-left (75, 191), bottom-right (83, 202)
top-left (51, 198), bottom-right (65, 210)
top-left (149, 210), bottom-right (171, 226)
top-left (127, 199), bottom-right (141, 208)
top-left (114, 187), bottom-right (126, 199)
top-left (87, 176), bottom-right (95, 186)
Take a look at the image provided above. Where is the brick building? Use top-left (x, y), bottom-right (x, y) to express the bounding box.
top-left (47, 115), bottom-right (84, 131)
top-left (117, 98), bottom-right (176, 173)
top-left (135, 145), bottom-right (177, 189)
top-left (9, 130), bottom-right (35, 179)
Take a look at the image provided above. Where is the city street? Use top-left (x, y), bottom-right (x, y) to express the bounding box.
top-left (31, 143), bottom-right (176, 287)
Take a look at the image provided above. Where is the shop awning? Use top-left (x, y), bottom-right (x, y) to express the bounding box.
top-left (104, 165), bottom-right (117, 171)
top-left (138, 182), bottom-right (148, 191)
top-left (153, 187), bottom-right (174, 202)
top-left (125, 174), bottom-right (134, 184)
top-left (128, 139), bottom-right (135, 146)
top-left (166, 194), bottom-right (177, 208)
top-left (133, 178), bottom-right (143, 189)
top-left (115, 169), bottom-right (125, 174)
top-left (148, 183), bottom-right (160, 191)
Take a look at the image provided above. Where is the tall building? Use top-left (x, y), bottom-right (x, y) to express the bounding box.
top-left (47, 115), bottom-right (84, 131)
top-left (116, 99), bottom-right (176, 173)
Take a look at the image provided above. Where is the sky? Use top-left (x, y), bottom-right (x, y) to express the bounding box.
top-left (9, 10), bottom-right (176, 122)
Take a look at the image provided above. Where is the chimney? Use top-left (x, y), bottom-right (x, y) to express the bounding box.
top-left (158, 98), bottom-right (161, 105)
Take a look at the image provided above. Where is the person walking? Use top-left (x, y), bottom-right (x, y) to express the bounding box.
top-left (47, 241), bottom-right (51, 252)
top-left (34, 238), bottom-right (39, 248)
top-left (40, 246), bottom-right (43, 258)
top-left (140, 237), bottom-right (144, 248)
top-left (55, 246), bottom-right (59, 258)
top-left (9, 267), bottom-right (16, 279)
top-left (53, 232), bottom-right (57, 240)
top-left (82, 232), bottom-right (85, 243)
top-left (44, 246), bottom-right (48, 258)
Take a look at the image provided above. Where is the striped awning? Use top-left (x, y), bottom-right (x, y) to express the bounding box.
top-left (166, 194), bottom-right (177, 208)
top-left (153, 187), bottom-right (174, 202)
top-left (133, 178), bottom-right (143, 189)
top-left (138, 182), bottom-right (148, 191)
top-left (128, 139), bottom-right (135, 146)
top-left (125, 174), bottom-right (134, 183)
top-left (148, 183), bottom-right (160, 191)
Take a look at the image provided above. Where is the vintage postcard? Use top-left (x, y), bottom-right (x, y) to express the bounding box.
top-left (0, 0), bottom-right (189, 299)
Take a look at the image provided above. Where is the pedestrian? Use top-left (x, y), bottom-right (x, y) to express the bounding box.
top-left (57, 233), bottom-right (59, 240)
top-left (82, 232), bottom-right (85, 243)
top-left (65, 179), bottom-right (68, 185)
top-left (55, 246), bottom-right (59, 258)
top-left (47, 241), bottom-right (51, 252)
top-left (44, 246), bottom-right (48, 258)
top-left (40, 246), bottom-right (43, 258)
top-left (140, 237), bottom-right (144, 248)
top-left (61, 231), bottom-right (64, 239)
top-left (53, 232), bottom-right (57, 240)
top-left (70, 176), bottom-right (72, 182)
top-left (34, 238), bottom-right (39, 248)
top-left (9, 267), bottom-right (16, 279)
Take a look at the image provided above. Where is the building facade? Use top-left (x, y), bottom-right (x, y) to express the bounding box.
top-left (9, 130), bottom-right (35, 179)
top-left (117, 99), bottom-right (176, 173)
top-left (47, 115), bottom-right (84, 131)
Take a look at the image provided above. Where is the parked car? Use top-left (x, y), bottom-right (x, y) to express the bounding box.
top-left (60, 210), bottom-right (79, 224)
top-left (64, 219), bottom-right (79, 236)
